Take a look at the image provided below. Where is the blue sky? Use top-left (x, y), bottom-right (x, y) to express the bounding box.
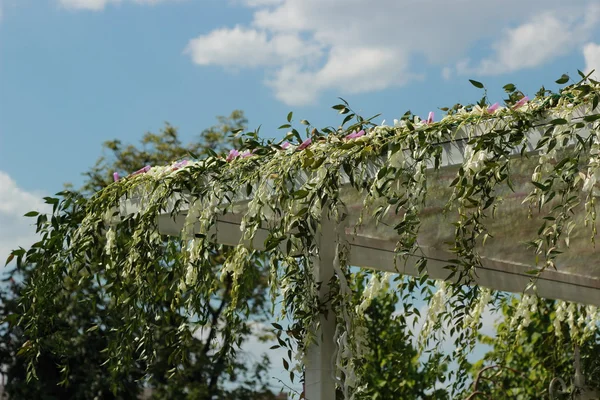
top-left (2, 0), bottom-right (600, 256)
top-left (1, 0), bottom-right (600, 392)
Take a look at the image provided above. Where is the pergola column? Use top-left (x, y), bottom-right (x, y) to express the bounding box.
top-left (304, 212), bottom-right (337, 400)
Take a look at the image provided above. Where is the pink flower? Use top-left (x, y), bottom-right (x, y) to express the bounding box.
top-left (487, 103), bottom-right (499, 113)
top-left (513, 96), bottom-right (529, 110)
top-left (345, 129), bottom-right (365, 140)
top-left (172, 160), bottom-right (188, 170)
top-left (226, 149), bottom-right (240, 162)
top-left (281, 142), bottom-right (291, 150)
top-left (426, 111), bottom-right (435, 124)
top-left (240, 150), bottom-right (253, 158)
top-left (297, 137), bottom-right (312, 151)
top-left (131, 165), bottom-right (151, 176)
top-left (113, 172), bottom-right (119, 182)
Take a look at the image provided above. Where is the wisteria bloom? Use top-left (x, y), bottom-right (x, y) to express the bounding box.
top-left (487, 103), bottom-right (499, 113)
top-left (281, 141), bottom-right (291, 150)
top-left (226, 149), bottom-right (240, 162)
top-left (345, 130), bottom-right (365, 140)
top-left (113, 172), bottom-right (119, 182)
top-left (297, 137), bottom-right (312, 151)
top-left (513, 96), bottom-right (529, 110)
top-left (240, 150), bottom-right (253, 158)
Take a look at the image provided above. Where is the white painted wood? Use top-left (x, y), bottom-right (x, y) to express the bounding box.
top-left (118, 102), bottom-right (600, 306)
top-left (304, 211), bottom-right (337, 400)
top-left (140, 211), bottom-right (600, 306)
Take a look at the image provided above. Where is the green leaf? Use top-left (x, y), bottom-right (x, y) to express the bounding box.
top-left (287, 111), bottom-right (293, 123)
top-left (292, 190), bottom-right (309, 199)
top-left (469, 79), bottom-right (484, 89)
top-left (342, 113), bottom-right (354, 126)
top-left (272, 322), bottom-right (283, 330)
top-left (503, 83), bottom-right (516, 92)
top-left (300, 119), bottom-right (310, 125)
top-left (278, 124), bottom-right (291, 129)
top-left (584, 114), bottom-right (600, 122)
top-left (549, 118), bottom-right (568, 125)
top-left (5, 253), bottom-right (14, 266)
top-left (24, 211), bottom-right (39, 217)
top-left (555, 74), bottom-right (569, 84)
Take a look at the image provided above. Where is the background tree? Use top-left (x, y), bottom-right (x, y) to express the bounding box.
top-left (355, 288), bottom-right (450, 400)
top-left (1, 111), bottom-right (279, 400)
top-left (463, 299), bottom-right (600, 400)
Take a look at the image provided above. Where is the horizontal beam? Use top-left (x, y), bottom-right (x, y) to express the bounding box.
top-left (153, 211), bottom-right (600, 306)
top-left (118, 103), bottom-right (600, 306)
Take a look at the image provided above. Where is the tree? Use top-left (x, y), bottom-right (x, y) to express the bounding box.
top-left (355, 286), bottom-right (450, 400)
top-left (464, 299), bottom-right (600, 400)
top-left (1, 111), bottom-right (279, 399)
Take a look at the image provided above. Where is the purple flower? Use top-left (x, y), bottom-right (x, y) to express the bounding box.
top-left (426, 111), bottom-right (435, 124)
top-left (172, 160), bottom-right (188, 170)
top-left (281, 142), bottom-right (291, 150)
top-left (240, 150), bottom-right (253, 158)
top-left (487, 103), bottom-right (499, 113)
top-left (113, 172), bottom-right (119, 182)
top-left (345, 129), bottom-right (366, 140)
top-left (131, 165), bottom-right (151, 176)
top-left (297, 137), bottom-right (312, 151)
top-left (226, 149), bottom-right (240, 162)
top-left (513, 96), bottom-right (529, 110)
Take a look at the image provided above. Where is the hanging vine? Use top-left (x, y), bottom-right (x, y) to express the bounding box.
top-left (9, 72), bottom-right (600, 398)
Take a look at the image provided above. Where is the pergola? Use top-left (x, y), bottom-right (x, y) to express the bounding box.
top-left (118, 97), bottom-right (600, 399)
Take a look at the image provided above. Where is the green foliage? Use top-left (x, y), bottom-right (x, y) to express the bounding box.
top-left (353, 276), bottom-right (449, 400)
top-left (465, 299), bottom-right (600, 399)
top-left (8, 75), bottom-right (600, 399)
top-left (1, 111), bottom-right (281, 399)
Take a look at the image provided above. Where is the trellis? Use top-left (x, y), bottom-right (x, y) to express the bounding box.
top-left (18, 77), bottom-right (600, 399)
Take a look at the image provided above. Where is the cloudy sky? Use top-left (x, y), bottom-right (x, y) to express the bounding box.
top-left (0, 0), bottom-right (599, 390)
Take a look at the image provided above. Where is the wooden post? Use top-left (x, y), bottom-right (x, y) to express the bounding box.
top-left (304, 212), bottom-right (337, 400)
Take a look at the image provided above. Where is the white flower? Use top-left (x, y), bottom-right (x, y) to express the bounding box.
top-left (554, 300), bottom-right (567, 337)
top-left (393, 119), bottom-right (407, 128)
top-left (463, 288), bottom-right (492, 331)
top-left (583, 173), bottom-right (597, 192)
top-left (387, 148), bottom-right (405, 170)
top-left (510, 294), bottom-right (537, 334)
top-left (185, 264), bottom-right (197, 286)
top-left (463, 145), bottom-right (492, 174)
top-left (104, 228), bottom-right (116, 264)
top-left (566, 302), bottom-right (579, 338)
top-left (420, 281), bottom-right (448, 346)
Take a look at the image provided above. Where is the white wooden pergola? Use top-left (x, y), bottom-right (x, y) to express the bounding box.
top-left (121, 105), bottom-right (600, 400)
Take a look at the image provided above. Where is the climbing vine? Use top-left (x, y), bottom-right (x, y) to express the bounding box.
top-left (9, 72), bottom-right (600, 398)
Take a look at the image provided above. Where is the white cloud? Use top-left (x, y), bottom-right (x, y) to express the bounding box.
top-left (241, 0), bottom-right (283, 7)
top-left (459, 3), bottom-right (600, 76)
top-left (59, 0), bottom-right (118, 10)
top-left (184, 26), bottom-right (322, 68)
top-left (58, 0), bottom-right (181, 11)
top-left (0, 171), bottom-right (48, 266)
top-left (583, 42), bottom-right (600, 79)
top-left (185, 0), bottom-right (600, 105)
